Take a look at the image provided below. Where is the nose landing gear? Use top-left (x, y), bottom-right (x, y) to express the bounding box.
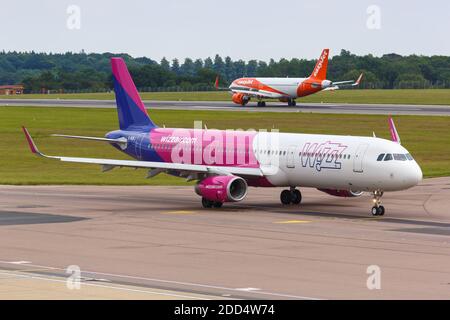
top-left (280, 187), bottom-right (302, 205)
top-left (371, 190), bottom-right (385, 216)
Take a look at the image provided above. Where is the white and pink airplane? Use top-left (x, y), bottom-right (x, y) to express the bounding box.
top-left (217, 49), bottom-right (363, 107)
top-left (23, 58), bottom-right (421, 216)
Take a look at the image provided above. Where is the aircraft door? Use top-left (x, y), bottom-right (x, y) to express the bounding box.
top-left (287, 145), bottom-right (296, 168)
top-left (353, 143), bottom-right (369, 173)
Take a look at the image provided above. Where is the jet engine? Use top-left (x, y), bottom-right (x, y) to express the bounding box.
top-left (195, 175), bottom-right (248, 203)
top-left (317, 189), bottom-right (363, 197)
top-left (232, 93), bottom-right (250, 105)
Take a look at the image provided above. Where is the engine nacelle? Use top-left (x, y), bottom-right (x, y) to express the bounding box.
top-left (318, 189), bottom-right (363, 198)
top-left (195, 175), bottom-right (248, 203)
top-left (232, 93), bottom-right (250, 105)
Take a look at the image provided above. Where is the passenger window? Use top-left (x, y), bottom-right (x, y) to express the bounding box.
top-left (377, 154), bottom-right (385, 161)
top-left (384, 154), bottom-right (393, 161)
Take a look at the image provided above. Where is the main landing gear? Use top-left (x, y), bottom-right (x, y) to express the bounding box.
top-left (287, 99), bottom-right (296, 107)
top-left (280, 187), bottom-right (302, 205)
top-left (202, 197), bottom-right (223, 208)
top-left (257, 101), bottom-right (266, 107)
top-left (371, 190), bottom-right (385, 216)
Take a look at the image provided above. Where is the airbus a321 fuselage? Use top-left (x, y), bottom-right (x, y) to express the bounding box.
top-left (220, 49), bottom-right (363, 107)
top-left (23, 57), bottom-right (422, 216)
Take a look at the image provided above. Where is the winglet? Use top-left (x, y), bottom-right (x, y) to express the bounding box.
top-left (214, 75), bottom-right (219, 89)
top-left (22, 126), bottom-right (42, 155)
top-left (388, 117), bottom-right (401, 144)
top-left (354, 73), bottom-right (363, 86)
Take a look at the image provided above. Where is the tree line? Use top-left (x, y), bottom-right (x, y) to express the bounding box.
top-left (0, 50), bottom-right (449, 93)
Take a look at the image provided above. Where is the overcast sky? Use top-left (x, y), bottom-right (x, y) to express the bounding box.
top-left (1, 0), bottom-right (449, 61)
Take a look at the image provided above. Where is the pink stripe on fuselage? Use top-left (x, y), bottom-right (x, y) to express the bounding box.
top-left (150, 128), bottom-right (259, 168)
top-left (111, 58), bottom-right (148, 115)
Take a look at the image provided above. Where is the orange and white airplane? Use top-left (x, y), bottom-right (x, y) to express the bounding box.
top-left (216, 49), bottom-right (363, 107)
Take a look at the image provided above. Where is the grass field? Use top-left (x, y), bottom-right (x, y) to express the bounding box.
top-left (1, 89), bottom-right (450, 105)
top-left (0, 106), bottom-right (449, 185)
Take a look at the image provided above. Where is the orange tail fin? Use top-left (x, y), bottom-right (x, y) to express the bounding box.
top-left (309, 49), bottom-right (329, 80)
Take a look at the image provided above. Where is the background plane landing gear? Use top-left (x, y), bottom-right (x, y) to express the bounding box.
top-left (257, 101), bottom-right (266, 107)
top-left (371, 190), bottom-right (385, 216)
top-left (280, 187), bottom-right (302, 205)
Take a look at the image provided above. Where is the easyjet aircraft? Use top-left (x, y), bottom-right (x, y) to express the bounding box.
top-left (216, 49), bottom-right (363, 107)
top-left (23, 58), bottom-right (421, 216)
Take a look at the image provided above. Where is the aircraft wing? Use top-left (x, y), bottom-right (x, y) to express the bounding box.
top-left (324, 73), bottom-right (364, 91)
top-left (215, 76), bottom-right (286, 98)
top-left (230, 89), bottom-right (285, 99)
top-left (23, 127), bottom-right (264, 178)
top-left (51, 134), bottom-right (128, 149)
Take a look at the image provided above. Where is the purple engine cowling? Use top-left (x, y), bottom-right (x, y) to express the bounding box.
top-left (195, 175), bottom-right (248, 203)
top-left (318, 189), bottom-right (363, 197)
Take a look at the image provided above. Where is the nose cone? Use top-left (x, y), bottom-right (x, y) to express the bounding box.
top-left (406, 162), bottom-right (423, 188)
top-left (414, 163), bottom-right (423, 184)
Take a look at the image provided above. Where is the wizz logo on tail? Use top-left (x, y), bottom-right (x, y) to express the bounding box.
top-left (301, 141), bottom-right (347, 171)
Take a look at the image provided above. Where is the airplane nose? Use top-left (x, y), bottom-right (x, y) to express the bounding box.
top-left (415, 164), bottom-right (423, 184)
top-left (408, 163), bottom-right (423, 187)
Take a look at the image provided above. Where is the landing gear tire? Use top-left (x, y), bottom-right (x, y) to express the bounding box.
top-left (288, 99), bottom-right (296, 107)
top-left (202, 197), bottom-right (213, 208)
top-left (213, 201), bottom-right (223, 208)
top-left (370, 190), bottom-right (385, 216)
top-left (371, 205), bottom-right (385, 216)
top-left (280, 188), bottom-right (302, 205)
top-left (292, 189), bottom-right (302, 204)
top-left (280, 190), bottom-right (292, 205)
top-left (371, 206), bottom-right (378, 216)
top-left (257, 101), bottom-right (266, 107)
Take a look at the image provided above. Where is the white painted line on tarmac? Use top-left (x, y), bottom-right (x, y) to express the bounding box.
top-left (0, 260), bottom-right (322, 300)
top-left (8, 261), bottom-right (32, 265)
top-left (235, 287), bottom-right (261, 292)
top-left (0, 271), bottom-right (208, 300)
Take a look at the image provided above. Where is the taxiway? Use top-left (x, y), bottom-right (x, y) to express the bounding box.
top-left (1, 178), bottom-right (450, 299)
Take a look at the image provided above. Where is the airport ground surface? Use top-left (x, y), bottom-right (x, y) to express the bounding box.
top-left (1, 178), bottom-right (450, 299)
top-left (1, 99), bottom-right (450, 116)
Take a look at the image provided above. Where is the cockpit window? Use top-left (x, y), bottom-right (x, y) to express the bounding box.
top-left (406, 153), bottom-right (414, 161)
top-left (393, 153), bottom-right (407, 161)
top-left (384, 153), bottom-right (393, 161)
top-left (377, 154), bottom-right (385, 161)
